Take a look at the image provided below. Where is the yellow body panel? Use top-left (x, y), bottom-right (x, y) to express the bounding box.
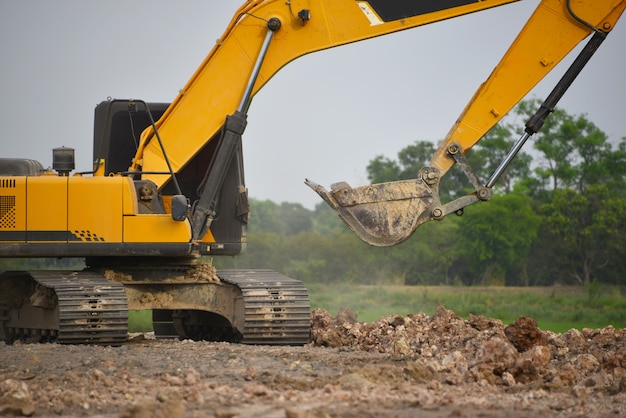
top-left (133, 0), bottom-right (520, 188)
top-left (26, 177), bottom-right (67, 234)
top-left (123, 214), bottom-right (191, 243)
top-left (67, 177), bottom-right (125, 242)
top-left (1, 175), bottom-right (193, 246)
top-left (121, 176), bottom-right (138, 216)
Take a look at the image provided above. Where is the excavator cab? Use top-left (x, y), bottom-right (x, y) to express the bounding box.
top-left (93, 99), bottom-right (249, 256)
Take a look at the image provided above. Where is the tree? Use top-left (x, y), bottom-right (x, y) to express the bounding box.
top-left (516, 100), bottom-right (616, 196)
top-left (278, 202), bottom-right (313, 235)
top-left (248, 199), bottom-right (287, 234)
top-left (397, 141), bottom-right (436, 180)
top-left (451, 194), bottom-right (540, 286)
top-left (603, 137), bottom-right (626, 197)
top-left (467, 123), bottom-right (532, 194)
top-left (540, 185), bottom-right (626, 285)
top-left (516, 100), bottom-right (577, 193)
top-left (366, 155), bottom-right (401, 184)
top-left (248, 199), bottom-right (313, 235)
top-left (367, 141), bottom-right (436, 184)
top-left (569, 117), bottom-right (612, 191)
top-left (401, 218), bottom-right (460, 285)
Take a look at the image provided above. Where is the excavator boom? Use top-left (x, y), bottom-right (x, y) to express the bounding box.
top-left (131, 0), bottom-right (520, 191)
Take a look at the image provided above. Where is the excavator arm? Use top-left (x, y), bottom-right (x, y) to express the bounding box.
top-left (309, 0), bottom-right (625, 246)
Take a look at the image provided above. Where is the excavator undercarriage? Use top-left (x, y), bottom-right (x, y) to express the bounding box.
top-left (0, 266), bottom-right (310, 346)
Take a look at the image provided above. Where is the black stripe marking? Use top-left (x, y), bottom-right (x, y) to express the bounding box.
top-left (365, 0), bottom-right (478, 22)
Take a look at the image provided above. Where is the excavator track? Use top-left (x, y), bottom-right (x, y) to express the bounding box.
top-left (0, 267), bottom-right (310, 346)
top-left (0, 271), bottom-right (128, 345)
top-left (217, 269), bottom-right (311, 345)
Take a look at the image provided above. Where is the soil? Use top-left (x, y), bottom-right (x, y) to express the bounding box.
top-left (1, 306), bottom-right (625, 417)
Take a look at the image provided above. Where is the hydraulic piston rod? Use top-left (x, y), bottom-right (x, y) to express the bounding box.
top-left (487, 30), bottom-right (607, 188)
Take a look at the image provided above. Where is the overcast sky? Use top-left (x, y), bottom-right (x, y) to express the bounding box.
top-left (1, 0), bottom-right (624, 209)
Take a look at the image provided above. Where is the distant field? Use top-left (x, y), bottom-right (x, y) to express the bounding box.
top-left (129, 284), bottom-right (626, 334)
top-left (306, 283), bottom-right (626, 333)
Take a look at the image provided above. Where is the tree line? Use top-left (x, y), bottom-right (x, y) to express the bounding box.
top-left (215, 100), bottom-right (626, 287)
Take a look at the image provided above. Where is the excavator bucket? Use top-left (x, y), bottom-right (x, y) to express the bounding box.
top-left (305, 179), bottom-right (436, 247)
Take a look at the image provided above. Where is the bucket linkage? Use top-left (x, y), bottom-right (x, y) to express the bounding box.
top-left (306, 145), bottom-right (492, 247)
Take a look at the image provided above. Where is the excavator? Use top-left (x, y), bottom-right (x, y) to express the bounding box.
top-left (0, 0), bottom-right (624, 345)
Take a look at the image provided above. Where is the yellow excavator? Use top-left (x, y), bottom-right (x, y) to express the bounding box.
top-left (0, 0), bottom-right (624, 345)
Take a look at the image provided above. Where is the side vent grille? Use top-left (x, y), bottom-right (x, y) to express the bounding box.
top-left (0, 195), bottom-right (16, 229)
top-left (0, 179), bottom-right (16, 188)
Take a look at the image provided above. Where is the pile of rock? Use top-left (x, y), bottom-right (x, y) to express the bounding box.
top-left (310, 306), bottom-right (626, 392)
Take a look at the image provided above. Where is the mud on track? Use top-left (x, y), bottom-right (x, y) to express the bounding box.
top-left (1, 307), bottom-right (625, 417)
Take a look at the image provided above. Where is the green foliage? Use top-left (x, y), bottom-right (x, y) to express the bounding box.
top-left (451, 194), bottom-right (540, 285)
top-left (249, 200), bottom-right (313, 235)
top-left (366, 155), bottom-right (401, 183)
top-left (540, 185), bottom-right (626, 284)
top-left (466, 124), bottom-right (532, 194)
top-left (307, 284), bottom-right (626, 332)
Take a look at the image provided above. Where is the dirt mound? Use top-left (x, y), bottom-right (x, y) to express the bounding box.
top-left (310, 306), bottom-right (626, 390)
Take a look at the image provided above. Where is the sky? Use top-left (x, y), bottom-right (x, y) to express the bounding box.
top-left (1, 0), bottom-right (624, 209)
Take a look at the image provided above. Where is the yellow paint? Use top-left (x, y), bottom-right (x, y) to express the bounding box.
top-left (123, 214), bottom-right (192, 243)
top-left (68, 177), bottom-right (124, 242)
top-left (27, 176), bottom-right (67, 234)
top-left (122, 176), bottom-right (138, 215)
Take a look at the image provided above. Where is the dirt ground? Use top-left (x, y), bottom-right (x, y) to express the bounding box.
top-left (1, 306), bottom-right (625, 417)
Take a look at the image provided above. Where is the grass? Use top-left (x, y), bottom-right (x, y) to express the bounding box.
top-left (305, 283), bottom-right (626, 333)
top-left (127, 284), bottom-right (626, 334)
top-left (128, 310), bottom-right (153, 333)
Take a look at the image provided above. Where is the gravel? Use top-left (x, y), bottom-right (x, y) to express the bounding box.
top-left (1, 306), bottom-right (625, 417)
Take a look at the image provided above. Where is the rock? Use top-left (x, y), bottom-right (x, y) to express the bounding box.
top-left (388, 315), bottom-right (405, 328)
top-left (502, 372), bottom-right (516, 386)
top-left (467, 314), bottom-right (503, 331)
top-left (404, 361), bottom-right (434, 383)
top-left (244, 365), bottom-right (258, 381)
top-left (184, 367), bottom-right (202, 386)
top-left (122, 390), bottom-right (186, 418)
top-left (504, 316), bottom-right (547, 352)
top-left (393, 337), bottom-right (411, 355)
top-left (338, 373), bottom-right (375, 391)
top-left (0, 379), bottom-right (35, 417)
top-left (563, 328), bottom-right (587, 353)
top-left (469, 337), bottom-right (518, 383)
